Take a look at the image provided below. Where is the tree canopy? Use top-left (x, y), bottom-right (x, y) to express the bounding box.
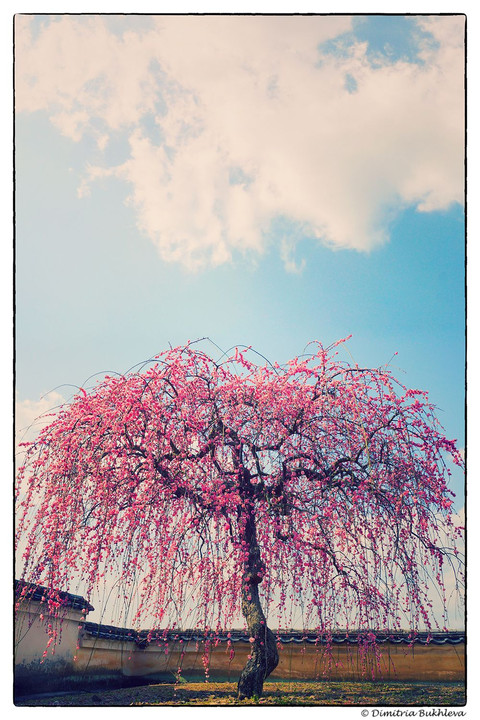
top-left (15, 339), bottom-right (464, 697)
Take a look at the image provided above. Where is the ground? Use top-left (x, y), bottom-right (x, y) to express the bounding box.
top-left (16, 680), bottom-right (466, 706)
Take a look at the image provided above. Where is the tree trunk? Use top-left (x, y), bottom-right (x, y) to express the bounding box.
top-left (237, 502), bottom-right (279, 699)
top-left (237, 576), bottom-right (279, 699)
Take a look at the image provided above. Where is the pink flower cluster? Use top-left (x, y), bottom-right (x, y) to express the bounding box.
top-left (16, 339), bottom-right (463, 647)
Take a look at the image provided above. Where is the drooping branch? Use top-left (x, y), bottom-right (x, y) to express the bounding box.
top-left (15, 339), bottom-right (464, 698)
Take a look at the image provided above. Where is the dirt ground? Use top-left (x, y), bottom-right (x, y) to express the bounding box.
top-left (16, 680), bottom-right (466, 707)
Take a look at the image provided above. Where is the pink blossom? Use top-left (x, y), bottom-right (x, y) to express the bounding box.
top-left (15, 340), bottom-right (464, 686)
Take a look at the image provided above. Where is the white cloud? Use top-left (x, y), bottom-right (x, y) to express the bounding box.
top-left (15, 391), bottom-right (66, 451)
top-left (15, 15), bottom-right (465, 270)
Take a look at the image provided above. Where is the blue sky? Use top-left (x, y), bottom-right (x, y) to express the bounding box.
top-left (15, 14), bottom-right (465, 508)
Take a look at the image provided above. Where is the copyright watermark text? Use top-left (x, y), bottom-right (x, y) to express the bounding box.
top-left (361, 711), bottom-right (466, 718)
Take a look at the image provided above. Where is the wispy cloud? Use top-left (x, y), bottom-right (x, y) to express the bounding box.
top-left (15, 15), bottom-right (464, 270)
top-left (15, 391), bottom-right (66, 452)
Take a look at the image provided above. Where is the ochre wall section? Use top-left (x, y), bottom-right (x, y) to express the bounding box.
top-left (75, 635), bottom-right (465, 683)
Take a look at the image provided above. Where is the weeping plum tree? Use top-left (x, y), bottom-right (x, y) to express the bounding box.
top-left (16, 339), bottom-right (463, 698)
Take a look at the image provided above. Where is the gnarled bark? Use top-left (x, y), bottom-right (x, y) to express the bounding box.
top-left (237, 502), bottom-right (279, 699)
top-left (237, 577), bottom-right (279, 699)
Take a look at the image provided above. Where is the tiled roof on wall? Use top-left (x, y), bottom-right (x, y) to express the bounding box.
top-left (82, 622), bottom-right (465, 647)
top-left (15, 580), bottom-right (95, 612)
top-left (15, 580), bottom-right (464, 646)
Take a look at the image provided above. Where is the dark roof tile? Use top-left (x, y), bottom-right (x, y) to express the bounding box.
top-left (15, 580), bottom-right (94, 612)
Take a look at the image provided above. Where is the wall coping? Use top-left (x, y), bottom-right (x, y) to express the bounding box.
top-left (15, 580), bottom-right (95, 613)
top-left (15, 581), bottom-right (464, 648)
top-left (82, 621), bottom-right (465, 648)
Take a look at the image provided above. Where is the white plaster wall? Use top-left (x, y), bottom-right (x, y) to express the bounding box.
top-left (15, 598), bottom-right (83, 674)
